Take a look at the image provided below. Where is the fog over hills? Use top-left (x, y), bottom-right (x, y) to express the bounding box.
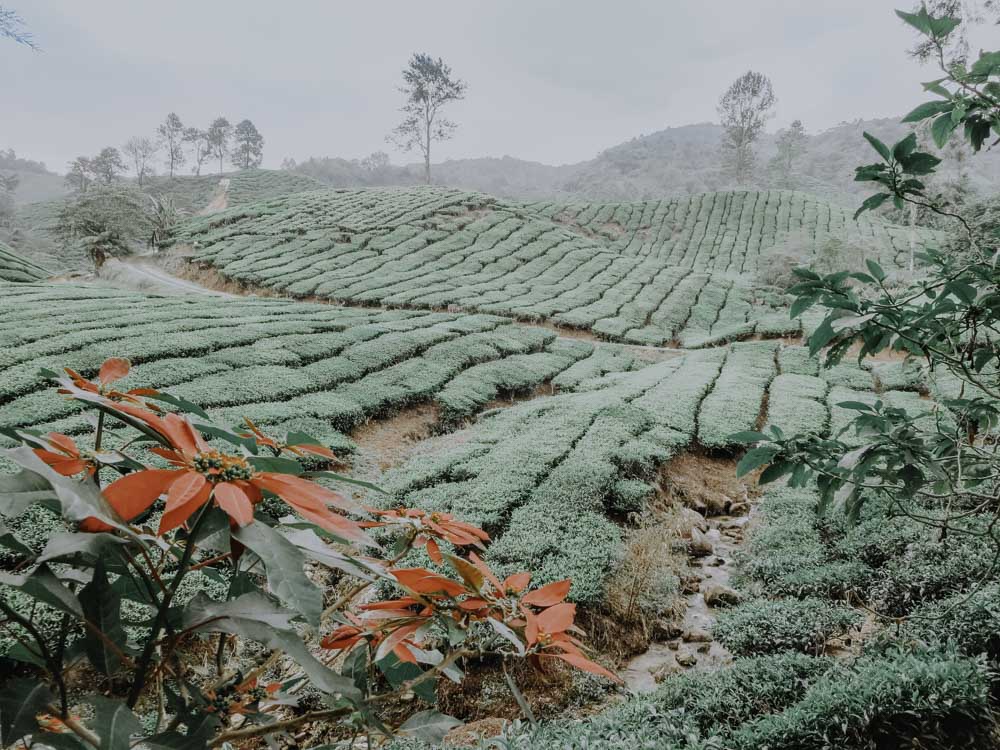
top-left (290, 117), bottom-right (1000, 205)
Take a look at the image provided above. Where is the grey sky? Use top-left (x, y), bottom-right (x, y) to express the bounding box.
top-left (1, 1), bottom-right (973, 174)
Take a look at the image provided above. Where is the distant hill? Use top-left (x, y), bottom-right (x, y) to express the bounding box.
top-left (0, 149), bottom-right (67, 205)
top-left (291, 118), bottom-right (1000, 205)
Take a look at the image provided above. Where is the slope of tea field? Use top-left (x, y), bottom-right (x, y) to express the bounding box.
top-left (0, 282), bottom-right (643, 464)
top-left (0, 242), bottom-right (50, 282)
top-left (175, 187), bottom-right (935, 347)
top-left (380, 340), bottom-right (915, 603)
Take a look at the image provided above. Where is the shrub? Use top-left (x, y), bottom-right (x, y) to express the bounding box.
top-left (714, 597), bottom-right (860, 656)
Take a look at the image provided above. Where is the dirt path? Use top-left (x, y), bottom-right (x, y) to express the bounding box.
top-left (199, 177), bottom-right (231, 215)
top-left (100, 257), bottom-right (237, 297)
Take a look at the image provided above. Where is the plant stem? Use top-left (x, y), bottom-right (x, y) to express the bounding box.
top-left (126, 502), bottom-right (212, 708)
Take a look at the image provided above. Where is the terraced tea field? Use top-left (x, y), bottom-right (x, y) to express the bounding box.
top-left (0, 242), bottom-right (50, 282)
top-left (176, 187), bottom-right (934, 347)
top-left (0, 282), bottom-right (644, 470)
top-left (525, 190), bottom-right (924, 273)
top-left (379, 338), bottom-right (929, 605)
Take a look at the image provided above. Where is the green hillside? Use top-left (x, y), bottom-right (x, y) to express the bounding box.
top-left (176, 186), bottom-right (937, 347)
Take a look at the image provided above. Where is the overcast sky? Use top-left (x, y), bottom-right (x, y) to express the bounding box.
top-left (1, 1), bottom-right (978, 174)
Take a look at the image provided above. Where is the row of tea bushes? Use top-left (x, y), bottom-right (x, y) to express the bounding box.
top-left (176, 188), bottom-right (803, 347)
top-left (0, 283), bottom-right (612, 466)
top-left (0, 242), bottom-right (50, 283)
top-left (523, 189), bottom-right (931, 274)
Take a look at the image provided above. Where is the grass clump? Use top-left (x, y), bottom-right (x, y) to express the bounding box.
top-left (714, 597), bottom-right (860, 656)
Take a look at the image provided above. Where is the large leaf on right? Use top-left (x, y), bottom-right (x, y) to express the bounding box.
top-left (233, 522), bottom-right (323, 627)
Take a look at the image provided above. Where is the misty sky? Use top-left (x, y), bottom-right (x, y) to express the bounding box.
top-left (2, 1), bottom-right (977, 174)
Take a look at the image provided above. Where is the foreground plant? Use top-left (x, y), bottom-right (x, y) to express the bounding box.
top-left (735, 7), bottom-right (999, 571)
top-left (0, 358), bottom-right (617, 749)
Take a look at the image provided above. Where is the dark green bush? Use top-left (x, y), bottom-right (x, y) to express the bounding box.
top-left (714, 598), bottom-right (860, 656)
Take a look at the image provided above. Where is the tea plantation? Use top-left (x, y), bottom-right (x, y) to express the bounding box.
top-left (176, 187), bottom-right (935, 347)
top-left (0, 282), bottom-right (641, 469)
top-left (0, 242), bottom-right (50, 282)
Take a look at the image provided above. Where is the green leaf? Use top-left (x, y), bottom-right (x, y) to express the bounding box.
top-left (896, 8), bottom-right (932, 35)
top-left (862, 131), bottom-right (892, 161)
top-left (854, 192), bottom-right (889, 219)
top-left (35, 532), bottom-right (129, 565)
top-left (0, 678), bottom-right (52, 746)
top-left (759, 461), bottom-right (794, 485)
top-left (901, 100), bottom-right (953, 123)
top-left (728, 430), bottom-right (769, 444)
top-left (865, 259), bottom-right (886, 282)
top-left (182, 593), bottom-right (359, 698)
top-left (931, 112), bottom-right (959, 148)
top-left (397, 710), bottom-right (463, 745)
top-left (79, 558), bottom-right (127, 675)
top-left (892, 132), bottom-right (917, 161)
top-left (1, 447), bottom-right (133, 535)
top-left (900, 151), bottom-right (941, 175)
top-left (302, 470), bottom-right (388, 495)
top-left (736, 446), bottom-right (779, 477)
top-left (232, 522), bottom-right (323, 627)
top-left (248, 455), bottom-right (303, 475)
top-left (145, 392), bottom-right (211, 421)
top-left (89, 696), bottom-right (142, 750)
top-left (0, 468), bottom-right (59, 517)
top-left (0, 565), bottom-right (83, 618)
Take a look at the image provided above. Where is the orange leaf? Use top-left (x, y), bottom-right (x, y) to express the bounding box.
top-left (164, 472), bottom-right (208, 514)
top-left (426, 538), bottom-right (442, 564)
top-left (392, 568), bottom-right (467, 597)
top-left (467, 551), bottom-right (503, 592)
top-left (104, 468), bottom-right (183, 521)
top-left (214, 482), bottom-right (254, 527)
top-left (158, 481), bottom-right (212, 534)
top-left (537, 602), bottom-right (576, 635)
top-left (46, 433), bottom-right (79, 456)
top-left (521, 579), bottom-right (571, 607)
top-left (98, 357), bottom-right (131, 385)
top-left (503, 572), bottom-right (531, 594)
top-left (548, 652), bottom-right (622, 683)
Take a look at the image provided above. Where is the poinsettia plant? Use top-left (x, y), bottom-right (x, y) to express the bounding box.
top-left (0, 357), bottom-right (618, 749)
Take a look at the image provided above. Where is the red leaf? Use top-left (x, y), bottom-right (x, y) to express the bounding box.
top-left (104, 468), bottom-right (183, 521)
top-left (503, 572), bottom-right (531, 594)
top-left (98, 357), bottom-right (130, 385)
top-left (537, 602), bottom-right (576, 635)
top-left (521, 579), bottom-right (571, 607)
top-left (158, 481), bottom-right (212, 534)
top-left (214, 482), bottom-right (254, 527)
top-left (426, 538), bottom-right (442, 564)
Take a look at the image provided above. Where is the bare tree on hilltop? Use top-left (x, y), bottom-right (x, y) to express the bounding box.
top-left (122, 136), bottom-right (158, 186)
top-left (718, 70), bottom-right (776, 184)
top-left (207, 117), bottom-right (232, 175)
top-left (388, 53), bottom-right (467, 184)
top-left (183, 127), bottom-right (212, 176)
top-left (157, 112), bottom-right (186, 178)
top-left (232, 119), bottom-right (264, 169)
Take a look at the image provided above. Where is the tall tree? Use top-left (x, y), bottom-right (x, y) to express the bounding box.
top-left (718, 70), bottom-right (776, 184)
top-left (231, 119), bottom-right (264, 169)
top-left (207, 117), bottom-right (232, 175)
top-left (157, 113), bottom-right (186, 178)
top-left (65, 157), bottom-right (94, 193)
top-left (183, 127), bottom-right (212, 176)
top-left (90, 147), bottom-right (126, 185)
top-left (0, 172), bottom-right (16, 228)
top-left (769, 119), bottom-right (808, 189)
top-left (122, 136), bottom-right (158, 187)
top-left (387, 53), bottom-right (467, 184)
top-left (0, 6), bottom-right (38, 49)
